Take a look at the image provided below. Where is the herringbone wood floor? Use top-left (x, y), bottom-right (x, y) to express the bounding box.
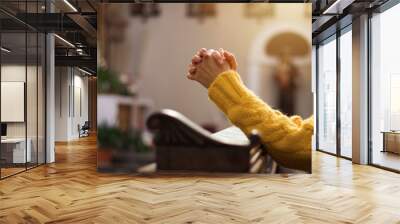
top-left (1, 135), bottom-right (400, 224)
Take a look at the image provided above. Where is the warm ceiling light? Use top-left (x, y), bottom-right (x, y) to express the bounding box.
top-left (54, 34), bottom-right (75, 48)
top-left (63, 0), bottom-right (78, 12)
top-left (78, 67), bottom-right (92, 76)
top-left (1, 47), bottom-right (11, 53)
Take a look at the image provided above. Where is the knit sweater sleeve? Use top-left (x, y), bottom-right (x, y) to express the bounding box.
top-left (208, 70), bottom-right (313, 172)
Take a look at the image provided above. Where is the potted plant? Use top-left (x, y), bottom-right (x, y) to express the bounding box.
top-left (97, 123), bottom-right (153, 172)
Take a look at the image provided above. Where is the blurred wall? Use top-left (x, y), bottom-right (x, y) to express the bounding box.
top-left (107, 4), bottom-right (311, 130)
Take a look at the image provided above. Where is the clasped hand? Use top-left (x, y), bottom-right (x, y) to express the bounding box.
top-left (187, 48), bottom-right (238, 88)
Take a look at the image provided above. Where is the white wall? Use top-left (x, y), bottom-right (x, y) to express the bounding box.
top-left (55, 67), bottom-right (89, 141)
top-left (1, 65), bottom-right (37, 138)
top-left (107, 4), bottom-right (312, 130)
top-left (1, 64), bottom-right (46, 163)
top-left (1, 65), bottom-right (26, 139)
top-left (55, 67), bottom-right (68, 141)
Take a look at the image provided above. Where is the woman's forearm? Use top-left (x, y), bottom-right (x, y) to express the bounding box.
top-left (208, 70), bottom-right (313, 172)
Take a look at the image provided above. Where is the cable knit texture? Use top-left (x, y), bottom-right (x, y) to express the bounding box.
top-left (208, 70), bottom-right (313, 172)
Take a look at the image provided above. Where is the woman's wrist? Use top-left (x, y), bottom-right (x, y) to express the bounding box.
top-left (207, 70), bottom-right (248, 116)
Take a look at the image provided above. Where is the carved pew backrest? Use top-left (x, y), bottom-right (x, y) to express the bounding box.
top-left (147, 109), bottom-right (267, 173)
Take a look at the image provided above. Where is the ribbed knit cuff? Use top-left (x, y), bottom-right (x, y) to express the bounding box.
top-left (208, 70), bottom-right (249, 114)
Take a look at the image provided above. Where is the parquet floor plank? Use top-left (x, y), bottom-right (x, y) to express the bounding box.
top-left (1, 135), bottom-right (400, 223)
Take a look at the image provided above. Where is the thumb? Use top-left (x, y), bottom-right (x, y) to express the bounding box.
top-left (223, 51), bottom-right (238, 70)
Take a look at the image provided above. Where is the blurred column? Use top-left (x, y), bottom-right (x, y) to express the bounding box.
top-left (97, 4), bottom-right (107, 68)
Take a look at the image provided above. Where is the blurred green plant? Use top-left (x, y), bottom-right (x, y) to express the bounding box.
top-left (97, 67), bottom-right (133, 96)
top-left (98, 123), bottom-right (149, 153)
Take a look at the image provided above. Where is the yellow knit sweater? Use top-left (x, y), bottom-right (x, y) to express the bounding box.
top-left (208, 70), bottom-right (313, 172)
